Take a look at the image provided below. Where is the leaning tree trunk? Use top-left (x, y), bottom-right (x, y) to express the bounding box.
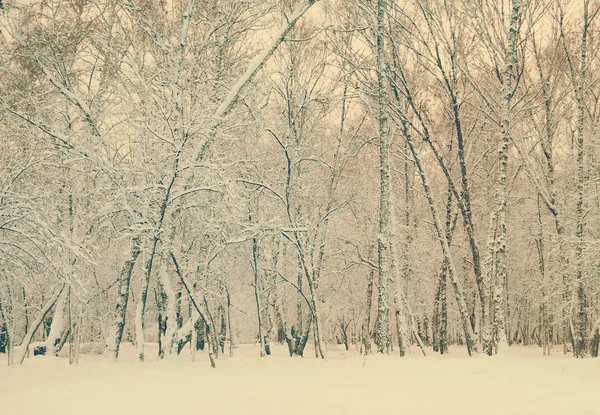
top-left (195, 0), bottom-right (318, 162)
top-left (16, 286), bottom-right (64, 364)
top-left (404, 120), bottom-right (478, 356)
top-left (172, 255), bottom-right (217, 368)
top-left (290, 232), bottom-right (325, 358)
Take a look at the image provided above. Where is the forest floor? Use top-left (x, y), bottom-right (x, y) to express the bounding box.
top-left (1, 343), bottom-right (599, 415)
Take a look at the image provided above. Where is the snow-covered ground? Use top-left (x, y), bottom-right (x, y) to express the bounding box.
top-left (1, 344), bottom-right (598, 415)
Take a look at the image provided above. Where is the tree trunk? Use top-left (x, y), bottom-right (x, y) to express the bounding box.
top-left (362, 248), bottom-right (375, 355)
top-left (0, 292), bottom-right (14, 366)
top-left (491, 0), bottom-right (521, 355)
top-left (135, 238), bottom-right (159, 362)
top-left (297, 263), bottom-right (303, 339)
top-left (105, 235), bottom-right (142, 361)
top-left (158, 239), bottom-right (179, 358)
top-left (404, 121), bottom-right (478, 356)
top-left (432, 275), bottom-right (441, 353)
top-left (252, 237), bottom-right (266, 357)
top-left (70, 308), bottom-right (82, 365)
top-left (536, 196), bottom-right (550, 356)
top-left (374, 0), bottom-right (391, 354)
top-left (172, 254), bottom-right (216, 368)
top-left (573, 2), bottom-right (590, 358)
top-left (226, 287), bottom-right (233, 357)
top-left (45, 288), bottom-right (68, 356)
top-left (391, 229), bottom-right (410, 356)
top-left (155, 287), bottom-right (168, 359)
top-left (16, 286), bottom-right (64, 364)
top-left (439, 262), bottom-right (448, 355)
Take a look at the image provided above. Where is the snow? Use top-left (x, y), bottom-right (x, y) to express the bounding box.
top-left (1, 344), bottom-right (599, 415)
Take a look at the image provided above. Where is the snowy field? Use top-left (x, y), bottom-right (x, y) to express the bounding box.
top-left (1, 344), bottom-right (599, 415)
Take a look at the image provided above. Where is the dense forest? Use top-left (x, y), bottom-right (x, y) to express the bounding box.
top-left (1, 0), bottom-right (600, 367)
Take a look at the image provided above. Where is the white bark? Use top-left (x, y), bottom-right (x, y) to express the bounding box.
top-left (196, 0), bottom-right (319, 161)
top-left (45, 289), bottom-right (68, 356)
top-left (404, 125), bottom-right (478, 355)
top-left (492, 0), bottom-right (521, 355)
top-left (159, 253), bottom-right (179, 358)
top-left (374, 0), bottom-right (392, 354)
top-left (390, 208), bottom-right (410, 356)
top-left (16, 286), bottom-right (64, 365)
top-left (104, 236), bottom-right (142, 361)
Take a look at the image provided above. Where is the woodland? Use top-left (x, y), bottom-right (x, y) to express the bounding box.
top-left (1, 0), bottom-right (600, 368)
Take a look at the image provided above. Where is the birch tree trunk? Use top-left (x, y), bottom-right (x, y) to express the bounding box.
top-left (417, 3), bottom-right (490, 347)
top-left (403, 122), bottom-right (478, 355)
top-left (374, 0), bottom-right (391, 354)
top-left (482, 211), bottom-right (498, 355)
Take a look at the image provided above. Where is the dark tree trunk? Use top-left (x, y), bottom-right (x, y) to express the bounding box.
top-left (195, 319), bottom-right (205, 351)
top-left (0, 321), bottom-right (6, 354)
top-left (155, 287), bottom-right (168, 359)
